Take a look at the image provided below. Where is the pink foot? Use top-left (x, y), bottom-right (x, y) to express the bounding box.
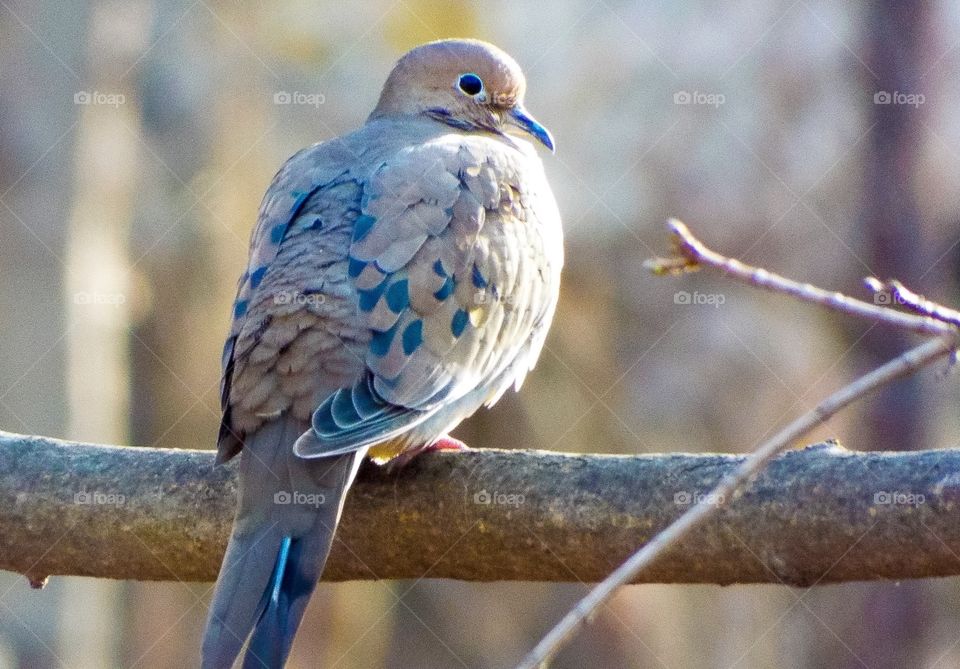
top-left (390, 435), bottom-right (470, 470)
top-left (424, 435), bottom-right (471, 452)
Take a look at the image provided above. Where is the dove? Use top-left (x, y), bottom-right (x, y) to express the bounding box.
top-left (201, 38), bottom-right (562, 668)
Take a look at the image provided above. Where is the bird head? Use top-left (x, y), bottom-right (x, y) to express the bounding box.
top-left (369, 39), bottom-right (555, 152)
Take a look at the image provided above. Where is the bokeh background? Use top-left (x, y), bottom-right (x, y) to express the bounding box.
top-left (3, 1), bottom-right (960, 667)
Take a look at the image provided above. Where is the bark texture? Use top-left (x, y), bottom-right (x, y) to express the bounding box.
top-left (1, 430), bottom-right (958, 586)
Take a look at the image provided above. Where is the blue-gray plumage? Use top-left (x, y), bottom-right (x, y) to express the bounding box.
top-left (203, 38), bottom-right (562, 669)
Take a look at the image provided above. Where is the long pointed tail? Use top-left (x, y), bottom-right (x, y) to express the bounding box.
top-left (201, 417), bottom-right (365, 669)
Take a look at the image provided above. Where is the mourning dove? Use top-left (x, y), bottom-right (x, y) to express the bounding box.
top-left (202, 38), bottom-right (562, 669)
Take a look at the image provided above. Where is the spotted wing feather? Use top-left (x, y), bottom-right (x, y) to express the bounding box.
top-left (296, 135), bottom-right (562, 457)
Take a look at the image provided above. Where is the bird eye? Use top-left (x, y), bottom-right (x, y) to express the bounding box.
top-left (457, 73), bottom-right (484, 96)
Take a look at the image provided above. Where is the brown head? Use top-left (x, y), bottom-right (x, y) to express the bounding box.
top-left (369, 39), bottom-right (554, 152)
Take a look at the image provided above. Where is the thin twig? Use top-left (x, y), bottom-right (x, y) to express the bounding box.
top-left (520, 221), bottom-right (960, 669)
top-left (864, 277), bottom-right (960, 328)
top-left (645, 219), bottom-right (954, 337)
top-left (516, 337), bottom-right (953, 669)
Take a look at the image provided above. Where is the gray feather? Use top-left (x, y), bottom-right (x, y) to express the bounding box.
top-left (202, 417), bottom-right (364, 668)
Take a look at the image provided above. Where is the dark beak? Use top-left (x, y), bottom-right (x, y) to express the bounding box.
top-left (507, 104), bottom-right (555, 153)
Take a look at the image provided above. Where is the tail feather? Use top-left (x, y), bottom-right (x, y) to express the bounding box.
top-left (202, 417), bottom-right (365, 669)
top-left (242, 536), bottom-right (293, 669)
top-left (244, 535), bottom-right (317, 668)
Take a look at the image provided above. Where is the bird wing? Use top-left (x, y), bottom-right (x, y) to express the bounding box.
top-left (295, 134), bottom-right (562, 458)
top-left (217, 136), bottom-right (371, 462)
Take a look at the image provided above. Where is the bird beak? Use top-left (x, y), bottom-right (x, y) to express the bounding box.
top-left (507, 105), bottom-right (555, 153)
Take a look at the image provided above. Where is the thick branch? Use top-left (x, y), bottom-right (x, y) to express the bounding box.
top-left (524, 220), bottom-right (960, 668)
top-left (2, 430), bottom-right (960, 586)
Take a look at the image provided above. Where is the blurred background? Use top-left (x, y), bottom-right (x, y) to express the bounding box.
top-left (3, 0), bottom-right (960, 667)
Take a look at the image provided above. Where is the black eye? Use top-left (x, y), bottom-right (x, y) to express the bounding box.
top-left (457, 73), bottom-right (484, 96)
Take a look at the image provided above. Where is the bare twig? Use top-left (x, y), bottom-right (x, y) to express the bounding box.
top-left (646, 219), bottom-right (954, 337)
top-left (864, 277), bottom-right (960, 329)
top-left (521, 221), bottom-right (960, 669)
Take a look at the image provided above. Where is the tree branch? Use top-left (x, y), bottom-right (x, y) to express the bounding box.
top-left (647, 218), bottom-right (955, 337)
top-left (522, 220), bottom-right (960, 668)
top-left (517, 335), bottom-right (954, 668)
top-left (3, 430), bottom-right (960, 586)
